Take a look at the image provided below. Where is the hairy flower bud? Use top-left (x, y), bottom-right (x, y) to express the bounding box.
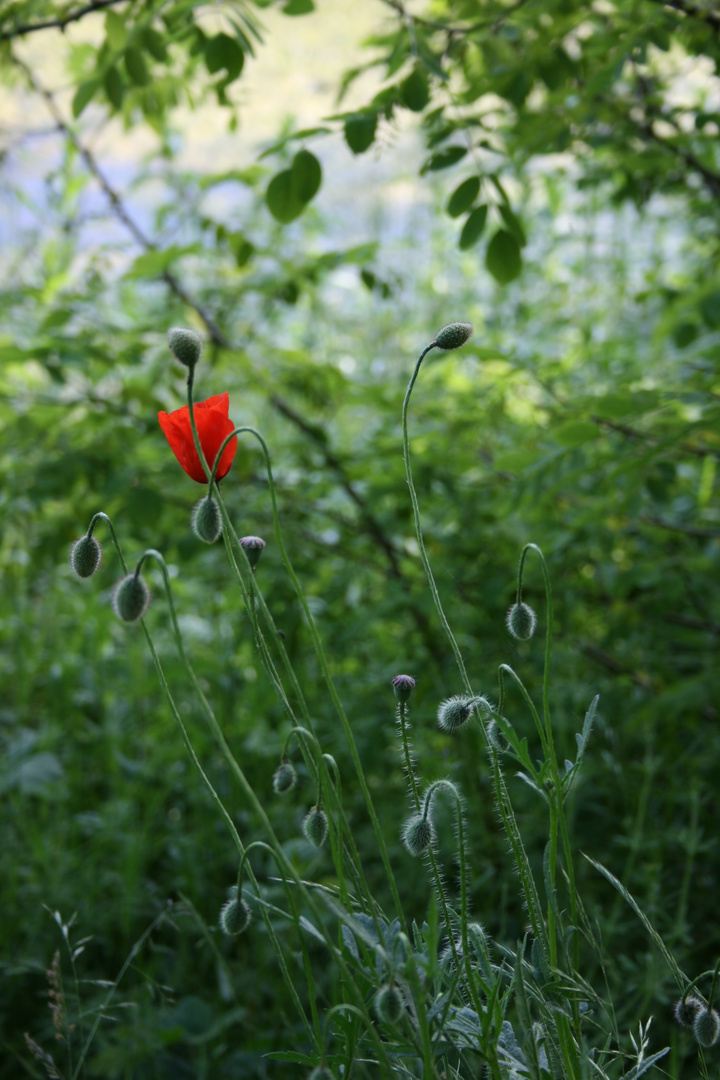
top-left (694, 1007), bottom-right (720, 1048)
top-left (375, 983), bottom-right (404, 1024)
top-left (392, 674), bottom-right (416, 703)
top-left (192, 495), bottom-right (223, 544)
top-left (112, 573), bottom-right (151, 623)
top-left (303, 806), bottom-right (328, 848)
top-left (674, 995), bottom-right (703, 1028)
top-left (402, 813), bottom-right (435, 856)
top-left (167, 326), bottom-right (203, 368)
top-left (219, 896), bottom-right (251, 936)
top-left (506, 601), bottom-right (537, 641)
top-left (437, 694), bottom-right (486, 733)
top-left (239, 535), bottom-right (266, 569)
top-left (434, 321), bottom-right (473, 350)
top-left (273, 760), bottom-right (298, 795)
top-left (486, 719), bottom-right (510, 753)
top-left (70, 535), bottom-right (102, 579)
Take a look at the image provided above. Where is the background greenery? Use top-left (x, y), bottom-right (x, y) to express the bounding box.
top-left (1, 0), bottom-right (719, 1076)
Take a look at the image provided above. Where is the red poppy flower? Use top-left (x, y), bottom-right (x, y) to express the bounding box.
top-left (158, 393), bottom-right (237, 484)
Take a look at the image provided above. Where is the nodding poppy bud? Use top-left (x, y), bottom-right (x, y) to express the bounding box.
top-left (392, 674), bottom-right (416, 703)
top-left (402, 813), bottom-right (435, 856)
top-left (434, 321), bottom-right (473, 351)
top-left (486, 719), bottom-right (510, 753)
top-left (375, 983), bottom-right (404, 1024)
top-left (239, 535), bottom-right (266, 569)
top-left (219, 896), bottom-right (251, 936)
top-left (70, 535), bottom-right (102, 579)
top-left (506, 602), bottom-right (537, 641)
top-left (112, 573), bottom-right (151, 623)
top-left (303, 806), bottom-right (328, 848)
top-left (694, 1007), bottom-right (720, 1048)
top-left (167, 327), bottom-right (203, 368)
top-left (192, 495), bottom-right (223, 544)
top-left (675, 995), bottom-right (703, 1028)
top-left (437, 694), bottom-right (487, 733)
top-left (273, 760), bottom-right (297, 795)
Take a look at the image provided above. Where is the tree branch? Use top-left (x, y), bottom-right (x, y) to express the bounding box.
top-left (0, 0), bottom-right (126, 41)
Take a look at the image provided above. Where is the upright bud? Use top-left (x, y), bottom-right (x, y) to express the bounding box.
top-left (434, 321), bottom-right (473, 351)
top-left (70, 535), bottom-right (102, 579)
top-left (167, 327), bottom-right (203, 368)
top-left (239, 535), bottom-right (266, 569)
top-left (694, 1007), bottom-right (720, 1048)
top-left (273, 760), bottom-right (298, 795)
top-left (112, 573), bottom-right (151, 623)
top-left (303, 806), bottom-right (328, 848)
top-left (506, 601), bottom-right (537, 641)
top-left (219, 896), bottom-right (251, 936)
top-left (375, 983), bottom-right (404, 1024)
top-left (437, 694), bottom-right (487, 733)
top-left (192, 495), bottom-right (223, 544)
top-left (402, 813), bottom-right (435, 856)
top-left (392, 674), bottom-right (416, 703)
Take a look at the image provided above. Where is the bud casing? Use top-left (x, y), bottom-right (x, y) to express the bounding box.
top-left (70, 535), bottom-right (102, 579)
top-left (392, 674), bottom-right (416, 703)
top-left (506, 602), bottom-right (537, 641)
top-left (112, 573), bottom-right (151, 623)
top-left (402, 813), bottom-right (435, 856)
top-left (219, 896), bottom-right (251, 936)
top-left (167, 327), bottom-right (203, 368)
top-left (239, 535), bottom-right (266, 569)
top-left (434, 321), bottom-right (473, 350)
top-left (273, 761), bottom-right (298, 795)
top-left (303, 806), bottom-right (328, 848)
top-left (192, 495), bottom-right (223, 544)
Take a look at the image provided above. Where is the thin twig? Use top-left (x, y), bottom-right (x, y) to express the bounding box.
top-left (1, 0), bottom-right (126, 41)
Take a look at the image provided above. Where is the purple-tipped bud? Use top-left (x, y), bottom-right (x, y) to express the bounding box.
top-left (392, 674), bottom-right (416, 703)
top-left (434, 321), bottom-right (473, 350)
top-left (239, 535), bottom-right (266, 569)
top-left (167, 326), bottom-right (203, 368)
top-left (70, 535), bottom-right (102, 579)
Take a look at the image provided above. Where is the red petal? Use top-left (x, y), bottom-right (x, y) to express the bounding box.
top-left (158, 396), bottom-right (237, 484)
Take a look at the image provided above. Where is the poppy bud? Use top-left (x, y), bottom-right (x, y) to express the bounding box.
top-left (239, 535), bottom-right (266, 568)
top-left (273, 760), bottom-right (298, 795)
top-left (437, 694), bottom-right (487, 733)
top-left (112, 573), bottom-right (151, 623)
top-left (219, 896), bottom-right (251, 936)
top-left (392, 674), bottom-right (415, 703)
top-left (167, 327), bottom-right (203, 368)
top-left (434, 321), bottom-right (473, 350)
top-left (402, 813), bottom-right (435, 856)
top-left (70, 535), bottom-right (102, 579)
top-left (192, 495), bottom-right (223, 544)
top-left (486, 719), bottom-right (510, 753)
top-left (674, 995), bottom-right (702, 1028)
top-left (506, 601), bottom-right (537, 641)
top-left (374, 983), bottom-right (404, 1024)
top-left (303, 806), bottom-right (328, 848)
top-left (694, 1007), bottom-right (720, 1048)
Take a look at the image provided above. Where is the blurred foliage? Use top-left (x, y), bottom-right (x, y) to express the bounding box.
top-left (0, 0), bottom-right (719, 1077)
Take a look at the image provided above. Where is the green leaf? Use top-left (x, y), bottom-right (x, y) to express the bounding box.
top-left (124, 47), bottom-right (150, 86)
top-left (266, 170), bottom-right (304, 223)
top-left (104, 66), bottom-right (124, 109)
top-left (700, 290), bottom-right (720, 327)
top-left (421, 145), bottom-right (466, 173)
top-left (344, 113), bottom-right (377, 155)
top-left (105, 10), bottom-right (127, 50)
top-left (458, 205), bottom-right (488, 250)
top-left (72, 80), bottom-right (99, 118)
top-left (400, 67), bottom-right (429, 111)
top-left (205, 34), bottom-right (244, 80)
top-left (447, 177), bottom-right (480, 219)
top-left (485, 229), bottom-right (522, 283)
top-left (499, 204), bottom-right (526, 247)
top-left (291, 149), bottom-right (322, 203)
top-left (142, 27), bottom-right (168, 62)
top-left (552, 420), bottom-right (598, 448)
top-left (282, 0), bottom-right (314, 12)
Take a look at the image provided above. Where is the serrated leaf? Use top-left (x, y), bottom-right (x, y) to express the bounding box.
top-left (344, 113), bottom-right (377, 154)
top-left (447, 176), bottom-right (479, 218)
top-left (104, 66), bottom-right (124, 109)
top-left (205, 33), bottom-right (244, 80)
top-left (72, 81), bottom-right (99, 118)
top-left (458, 204), bottom-right (488, 250)
top-left (400, 67), bottom-right (429, 111)
top-left (421, 145), bottom-right (466, 173)
top-left (124, 48), bottom-right (150, 86)
top-left (291, 148), bottom-right (321, 203)
top-left (266, 170), bottom-right (304, 223)
top-left (485, 229), bottom-right (522, 283)
top-left (105, 10), bottom-right (127, 50)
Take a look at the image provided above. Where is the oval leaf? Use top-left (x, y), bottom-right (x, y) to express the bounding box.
top-left (447, 176), bottom-right (480, 219)
top-left (72, 80), bottom-right (99, 118)
top-left (421, 145), bottom-right (466, 173)
top-left (485, 229), bottom-right (522, 283)
top-left (142, 27), bottom-right (168, 62)
top-left (283, 0), bottom-right (315, 12)
top-left (124, 47), bottom-right (150, 86)
top-left (266, 170), bottom-right (304, 223)
top-left (205, 33), bottom-right (244, 80)
top-left (552, 421), bottom-right (598, 448)
top-left (105, 10), bottom-right (127, 50)
top-left (458, 205), bottom-right (488, 250)
top-left (499, 204), bottom-right (527, 247)
top-left (400, 68), bottom-right (430, 111)
top-left (104, 66), bottom-right (124, 109)
top-left (291, 149), bottom-right (321, 203)
top-left (344, 113), bottom-right (377, 155)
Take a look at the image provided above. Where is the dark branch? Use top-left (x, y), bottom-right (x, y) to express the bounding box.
top-left (0, 0), bottom-right (126, 41)
top-left (643, 0), bottom-right (720, 33)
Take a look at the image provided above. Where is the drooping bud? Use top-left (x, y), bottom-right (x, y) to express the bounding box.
top-left (303, 806), bottom-right (328, 848)
top-left (674, 995), bottom-right (703, 1028)
top-left (273, 760), bottom-right (298, 795)
top-left (486, 719), bottom-right (510, 753)
top-left (167, 327), bottom-right (203, 368)
top-left (70, 535), bottom-right (102, 579)
top-left (192, 495), bottom-right (223, 544)
top-left (402, 813), bottom-right (435, 856)
top-left (437, 694), bottom-right (486, 733)
top-left (434, 321), bottom-right (473, 351)
top-left (374, 983), bottom-right (404, 1024)
top-left (392, 674), bottom-right (416, 703)
top-left (239, 535), bottom-right (266, 569)
top-left (694, 1007), bottom-right (720, 1048)
top-left (112, 573), bottom-right (151, 623)
top-left (506, 602), bottom-right (537, 641)
top-left (219, 896), bottom-right (251, 936)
